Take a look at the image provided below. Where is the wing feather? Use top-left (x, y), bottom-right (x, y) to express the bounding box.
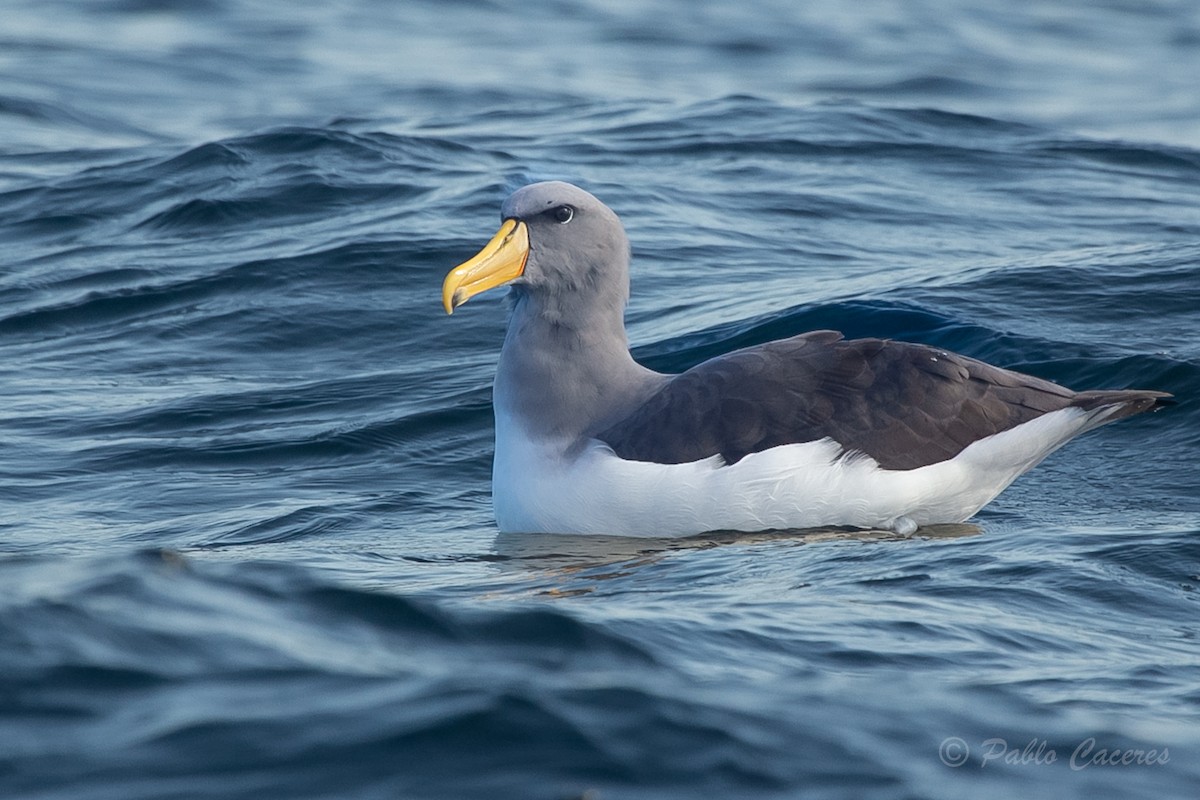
top-left (598, 331), bottom-right (1169, 470)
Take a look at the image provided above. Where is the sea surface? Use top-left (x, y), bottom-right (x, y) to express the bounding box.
top-left (2, 1), bottom-right (1199, 798)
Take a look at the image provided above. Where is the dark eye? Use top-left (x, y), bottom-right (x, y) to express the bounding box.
top-left (553, 205), bottom-right (574, 224)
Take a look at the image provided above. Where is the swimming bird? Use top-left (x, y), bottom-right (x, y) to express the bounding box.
top-left (442, 181), bottom-right (1171, 537)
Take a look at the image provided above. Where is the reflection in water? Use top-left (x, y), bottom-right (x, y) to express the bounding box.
top-left (492, 524), bottom-right (983, 595)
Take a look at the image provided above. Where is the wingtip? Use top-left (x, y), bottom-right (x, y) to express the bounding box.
top-left (1070, 389), bottom-right (1176, 421)
top-left (1150, 393), bottom-right (1177, 410)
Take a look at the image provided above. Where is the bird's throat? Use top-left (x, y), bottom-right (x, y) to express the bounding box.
top-left (494, 292), bottom-right (663, 444)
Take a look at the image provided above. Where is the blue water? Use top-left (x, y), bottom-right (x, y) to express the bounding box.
top-left (3, 1), bottom-right (1199, 798)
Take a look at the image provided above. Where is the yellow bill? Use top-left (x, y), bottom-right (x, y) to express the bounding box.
top-left (442, 219), bottom-right (530, 314)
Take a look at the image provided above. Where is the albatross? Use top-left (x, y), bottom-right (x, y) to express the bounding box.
top-left (442, 181), bottom-right (1171, 537)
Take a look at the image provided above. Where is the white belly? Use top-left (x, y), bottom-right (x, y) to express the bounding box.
top-left (492, 406), bottom-right (1108, 537)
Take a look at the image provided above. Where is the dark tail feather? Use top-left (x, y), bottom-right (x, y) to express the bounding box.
top-left (1071, 389), bottom-right (1175, 422)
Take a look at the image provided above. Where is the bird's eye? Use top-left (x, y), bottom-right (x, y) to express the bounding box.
top-left (553, 205), bottom-right (574, 224)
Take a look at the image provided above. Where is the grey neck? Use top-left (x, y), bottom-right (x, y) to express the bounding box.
top-left (493, 289), bottom-right (665, 443)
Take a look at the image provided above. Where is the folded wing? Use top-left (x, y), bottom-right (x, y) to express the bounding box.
top-left (597, 330), bottom-right (1169, 470)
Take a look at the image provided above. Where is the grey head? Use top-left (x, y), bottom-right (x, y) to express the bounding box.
top-left (499, 181), bottom-right (632, 328)
top-left (442, 181), bottom-right (664, 440)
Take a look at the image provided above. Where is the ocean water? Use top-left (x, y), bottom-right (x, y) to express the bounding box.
top-left (2, 1), bottom-right (1199, 798)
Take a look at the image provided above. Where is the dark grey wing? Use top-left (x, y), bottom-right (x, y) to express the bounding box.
top-left (598, 330), bottom-right (1168, 470)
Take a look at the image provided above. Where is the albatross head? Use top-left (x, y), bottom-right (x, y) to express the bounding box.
top-left (442, 181), bottom-right (631, 320)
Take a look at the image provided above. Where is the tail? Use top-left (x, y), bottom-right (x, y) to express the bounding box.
top-left (1065, 391), bottom-right (1176, 441)
top-left (944, 389), bottom-right (1173, 519)
top-left (1071, 389), bottom-right (1175, 426)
